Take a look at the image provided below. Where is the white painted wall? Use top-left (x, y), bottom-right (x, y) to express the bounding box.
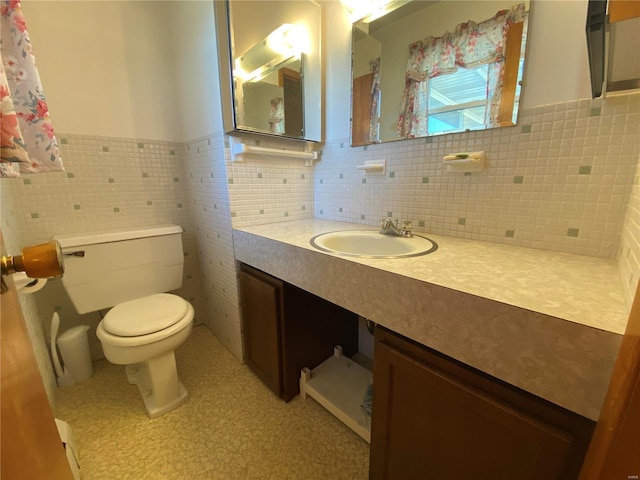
top-left (22, 1), bottom-right (221, 140)
top-left (22, 1), bottom-right (183, 141)
top-left (523, 0), bottom-right (592, 106)
top-left (165, 1), bottom-right (223, 139)
top-left (324, 1), bottom-right (353, 141)
top-left (352, 33), bottom-right (381, 78)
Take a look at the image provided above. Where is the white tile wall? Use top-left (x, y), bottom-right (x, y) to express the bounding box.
top-left (20, 288), bottom-right (58, 406)
top-left (225, 134), bottom-right (315, 228)
top-left (183, 133), bottom-right (243, 360)
top-left (2, 135), bottom-right (189, 241)
top-left (315, 94), bottom-right (640, 259)
top-left (619, 154), bottom-right (640, 306)
top-left (180, 132), bottom-right (316, 361)
top-left (0, 134), bottom-right (207, 364)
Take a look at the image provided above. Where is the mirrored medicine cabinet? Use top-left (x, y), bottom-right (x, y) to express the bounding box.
top-left (349, 0), bottom-right (531, 146)
top-left (214, 0), bottom-right (322, 142)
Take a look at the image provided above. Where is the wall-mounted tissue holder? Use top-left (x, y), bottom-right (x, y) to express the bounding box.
top-left (443, 151), bottom-right (486, 173)
top-left (229, 137), bottom-right (318, 166)
top-left (12, 272), bottom-right (48, 294)
top-left (356, 160), bottom-right (386, 174)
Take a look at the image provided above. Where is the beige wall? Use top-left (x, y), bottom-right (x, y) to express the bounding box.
top-left (23, 1), bottom-right (183, 141)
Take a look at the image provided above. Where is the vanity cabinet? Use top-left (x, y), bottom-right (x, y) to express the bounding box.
top-left (370, 327), bottom-right (595, 480)
top-left (238, 264), bottom-right (358, 401)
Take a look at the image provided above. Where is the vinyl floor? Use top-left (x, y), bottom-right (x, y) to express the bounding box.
top-left (55, 325), bottom-right (370, 480)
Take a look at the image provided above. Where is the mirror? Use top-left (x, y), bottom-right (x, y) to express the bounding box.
top-left (586, 0), bottom-right (640, 98)
top-left (214, 0), bottom-right (321, 142)
top-left (350, 0), bottom-right (530, 146)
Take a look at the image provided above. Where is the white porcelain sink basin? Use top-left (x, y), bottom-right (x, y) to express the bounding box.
top-left (310, 230), bottom-right (438, 258)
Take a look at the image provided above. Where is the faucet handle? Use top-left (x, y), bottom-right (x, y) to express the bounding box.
top-left (402, 220), bottom-right (413, 229)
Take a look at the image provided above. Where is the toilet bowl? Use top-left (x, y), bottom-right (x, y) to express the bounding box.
top-left (54, 224), bottom-right (194, 418)
top-left (96, 293), bottom-right (194, 418)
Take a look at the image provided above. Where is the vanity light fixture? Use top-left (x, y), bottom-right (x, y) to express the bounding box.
top-left (340, 0), bottom-right (411, 24)
top-left (267, 24), bottom-right (310, 57)
top-left (234, 23), bottom-right (308, 83)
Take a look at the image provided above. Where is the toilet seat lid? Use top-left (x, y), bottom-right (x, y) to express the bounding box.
top-left (103, 294), bottom-right (189, 337)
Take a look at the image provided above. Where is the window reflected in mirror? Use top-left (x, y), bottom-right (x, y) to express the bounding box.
top-left (350, 0), bottom-right (530, 146)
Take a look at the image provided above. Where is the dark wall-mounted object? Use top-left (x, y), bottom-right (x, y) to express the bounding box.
top-left (585, 0), bottom-right (607, 98)
top-left (586, 0), bottom-right (640, 98)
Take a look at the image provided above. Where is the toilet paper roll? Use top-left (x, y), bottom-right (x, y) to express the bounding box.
top-left (12, 271), bottom-right (48, 294)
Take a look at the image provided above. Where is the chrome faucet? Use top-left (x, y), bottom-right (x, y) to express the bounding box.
top-left (379, 218), bottom-right (413, 237)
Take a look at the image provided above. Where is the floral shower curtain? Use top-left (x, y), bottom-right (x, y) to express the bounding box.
top-left (268, 97), bottom-right (285, 134)
top-left (397, 3), bottom-right (525, 138)
top-left (369, 57), bottom-right (381, 143)
top-left (1, 0), bottom-right (63, 177)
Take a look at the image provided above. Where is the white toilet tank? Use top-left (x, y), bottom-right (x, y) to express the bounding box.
top-left (55, 225), bottom-right (185, 314)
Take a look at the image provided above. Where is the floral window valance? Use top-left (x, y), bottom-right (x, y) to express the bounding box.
top-left (1, 0), bottom-right (63, 178)
top-left (398, 3), bottom-right (525, 138)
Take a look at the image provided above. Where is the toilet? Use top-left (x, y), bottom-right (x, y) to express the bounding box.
top-left (55, 225), bottom-right (194, 418)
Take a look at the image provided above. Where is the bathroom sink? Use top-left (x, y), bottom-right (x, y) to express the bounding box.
top-left (310, 230), bottom-right (438, 259)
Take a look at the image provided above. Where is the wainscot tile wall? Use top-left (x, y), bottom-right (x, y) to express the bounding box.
top-left (180, 132), bottom-right (317, 360)
top-left (315, 94), bottom-right (639, 259)
top-left (314, 94), bottom-right (640, 307)
top-left (619, 154), bottom-right (640, 303)
top-left (225, 133), bottom-right (315, 228)
top-left (0, 134), bottom-right (207, 382)
top-left (182, 133), bottom-right (243, 360)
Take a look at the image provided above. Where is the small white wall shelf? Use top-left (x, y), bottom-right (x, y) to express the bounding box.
top-left (443, 151), bottom-right (486, 173)
top-left (300, 346), bottom-right (373, 443)
top-left (229, 137), bottom-right (317, 166)
top-left (356, 159), bottom-right (386, 174)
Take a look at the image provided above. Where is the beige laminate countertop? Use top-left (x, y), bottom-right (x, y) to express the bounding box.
top-left (233, 218), bottom-right (629, 420)
top-left (234, 218), bottom-right (628, 334)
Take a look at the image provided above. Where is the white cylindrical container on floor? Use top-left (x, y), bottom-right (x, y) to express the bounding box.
top-left (57, 325), bottom-right (93, 383)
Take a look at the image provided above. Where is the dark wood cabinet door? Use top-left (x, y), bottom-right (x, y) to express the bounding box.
top-left (238, 269), bottom-right (283, 397)
top-left (370, 328), bottom-right (594, 480)
top-left (238, 264), bottom-right (359, 402)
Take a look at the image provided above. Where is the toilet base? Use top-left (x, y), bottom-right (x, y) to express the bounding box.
top-left (125, 351), bottom-right (188, 418)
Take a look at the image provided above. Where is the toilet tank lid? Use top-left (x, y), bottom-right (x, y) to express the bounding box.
top-left (54, 224), bottom-right (183, 248)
